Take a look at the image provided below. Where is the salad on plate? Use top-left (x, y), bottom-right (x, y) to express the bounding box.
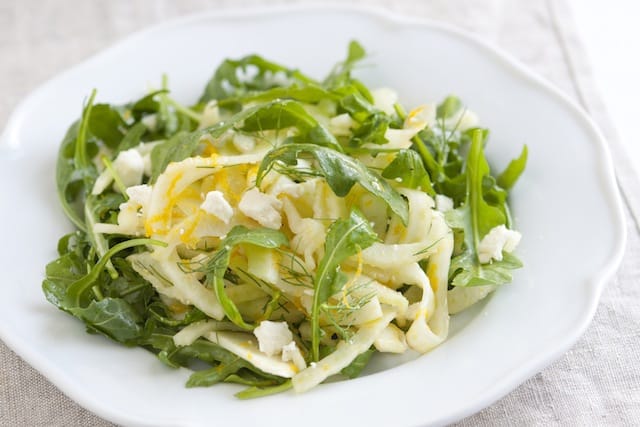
top-left (43, 41), bottom-right (526, 398)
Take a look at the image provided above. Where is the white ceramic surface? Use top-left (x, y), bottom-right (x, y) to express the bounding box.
top-left (0, 5), bottom-right (626, 427)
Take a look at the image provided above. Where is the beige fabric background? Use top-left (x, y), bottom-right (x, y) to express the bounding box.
top-left (1, 1), bottom-right (639, 425)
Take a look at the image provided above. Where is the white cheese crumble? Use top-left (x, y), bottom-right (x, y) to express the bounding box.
top-left (238, 188), bottom-right (283, 229)
top-left (253, 321), bottom-right (293, 356)
top-left (91, 148), bottom-right (145, 195)
top-left (200, 191), bottom-right (233, 224)
top-left (477, 224), bottom-right (522, 263)
top-left (435, 194), bottom-right (454, 212)
top-left (114, 149), bottom-right (145, 188)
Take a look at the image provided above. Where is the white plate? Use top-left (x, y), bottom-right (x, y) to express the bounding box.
top-left (0, 5), bottom-right (626, 427)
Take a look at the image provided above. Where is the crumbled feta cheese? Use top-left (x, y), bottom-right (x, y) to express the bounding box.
top-left (238, 188), bottom-right (283, 229)
top-left (477, 224), bottom-right (522, 263)
top-left (113, 149), bottom-right (145, 188)
top-left (253, 321), bottom-right (293, 356)
top-left (141, 114), bottom-right (157, 131)
top-left (232, 133), bottom-right (256, 153)
top-left (91, 148), bottom-right (145, 195)
top-left (200, 191), bottom-right (233, 224)
top-left (236, 65), bottom-right (259, 83)
top-left (281, 341), bottom-right (306, 371)
top-left (126, 184), bottom-right (152, 208)
top-left (371, 87), bottom-right (398, 115)
top-left (435, 194), bottom-right (454, 212)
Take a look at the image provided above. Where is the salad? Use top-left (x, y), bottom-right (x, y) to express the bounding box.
top-left (43, 41), bottom-right (526, 398)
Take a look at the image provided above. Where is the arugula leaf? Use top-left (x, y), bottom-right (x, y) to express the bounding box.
top-left (71, 298), bottom-right (143, 343)
top-left (66, 238), bottom-right (167, 307)
top-left (436, 95), bottom-right (462, 119)
top-left (235, 380), bottom-right (292, 400)
top-left (186, 358), bottom-right (246, 388)
top-left (149, 131), bottom-right (194, 182)
top-left (447, 130), bottom-right (521, 287)
top-left (117, 122), bottom-right (147, 152)
top-left (341, 347), bottom-right (375, 378)
top-left (497, 145), bottom-right (528, 190)
top-left (339, 91), bottom-right (377, 121)
top-left (349, 112), bottom-right (390, 146)
top-left (200, 55), bottom-right (316, 104)
top-left (42, 233), bottom-right (90, 312)
top-left (149, 99), bottom-right (344, 182)
top-left (311, 209), bottom-right (378, 361)
top-left (198, 226), bottom-right (289, 330)
top-left (465, 131), bottom-right (506, 243)
top-left (449, 252), bottom-right (523, 287)
top-left (129, 89), bottom-right (168, 119)
top-left (217, 84), bottom-right (337, 108)
top-left (240, 100), bottom-right (342, 151)
top-left (324, 40), bottom-right (366, 89)
top-left (89, 104), bottom-right (126, 148)
top-left (224, 372), bottom-right (282, 387)
top-left (56, 91), bottom-right (99, 231)
top-left (382, 149), bottom-right (434, 195)
top-left (256, 143), bottom-right (409, 225)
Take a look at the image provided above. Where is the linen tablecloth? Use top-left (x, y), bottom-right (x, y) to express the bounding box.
top-left (1, 1), bottom-right (638, 425)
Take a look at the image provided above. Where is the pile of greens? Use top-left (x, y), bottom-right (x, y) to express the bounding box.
top-left (43, 41), bottom-right (526, 398)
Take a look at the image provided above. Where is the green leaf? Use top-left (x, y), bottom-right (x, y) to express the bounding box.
top-left (200, 55), bottom-right (316, 104)
top-left (447, 130), bottom-right (519, 288)
top-left (70, 298), bottom-right (143, 343)
top-left (466, 132), bottom-right (506, 243)
top-left (186, 358), bottom-right (246, 388)
top-left (129, 89), bottom-right (167, 118)
top-left (256, 143), bottom-right (409, 225)
top-left (338, 91), bottom-right (378, 123)
top-left (382, 149), bottom-right (434, 195)
top-left (349, 112), bottom-right (389, 146)
top-left (341, 348), bottom-right (374, 379)
top-left (235, 380), bottom-right (292, 400)
top-left (436, 95), bottom-right (462, 119)
top-left (223, 372), bottom-right (282, 387)
top-left (66, 238), bottom-right (167, 307)
top-left (311, 209), bottom-right (378, 361)
top-left (218, 84), bottom-right (337, 108)
top-left (324, 40), bottom-right (367, 89)
top-left (497, 145), bottom-right (528, 190)
top-left (450, 252), bottom-right (523, 287)
top-left (198, 226), bottom-right (289, 330)
top-left (347, 40), bottom-right (366, 63)
top-left (56, 91), bottom-right (99, 231)
top-left (149, 131), bottom-right (194, 182)
top-left (89, 104), bottom-right (126, 148)
top-left (240, 100), bottom-right (341, 151)
top-left (117, 122), bottom-right (147, 152)
top-left (42, 243), bottom-right (88, 312)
